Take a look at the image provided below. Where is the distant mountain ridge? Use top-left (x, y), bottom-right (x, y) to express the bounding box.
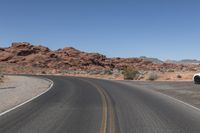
top-left (140, 56), bottom-right (164, 64)
top-left (165, 59), bottom-right (200, 64)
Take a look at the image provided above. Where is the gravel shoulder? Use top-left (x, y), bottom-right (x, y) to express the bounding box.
top-left (118, 80), bottom-right (200, 109)
top-left (0, 75), bottom-right (51, 113)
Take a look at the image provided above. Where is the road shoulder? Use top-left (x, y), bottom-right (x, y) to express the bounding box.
top-left (0, 75), bottom-right (52, 114)
top-left (117, 80), bottom-right (200, 109)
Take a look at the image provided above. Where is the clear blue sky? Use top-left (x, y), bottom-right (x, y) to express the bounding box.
top-left (0, 0), bottom-right (199, 60)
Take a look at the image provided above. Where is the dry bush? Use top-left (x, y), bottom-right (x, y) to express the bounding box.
top-left (167, 69), bottom-right (175, 72)
top-left (41, 71), bottom-right (46, 74)
top-left (189, 67), bottom-right (198, 72)
top-left (0, 73), bottom-right (4, 82)
top-left (147, 71), bottom-right (158, 81)
top-left (177, 74), bottom-right (182, 79)
top-left (122, 66), bottom-right (139, 80)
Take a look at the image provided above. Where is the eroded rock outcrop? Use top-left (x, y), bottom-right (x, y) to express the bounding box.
top-left (0, 42), bottom-right (196, 73)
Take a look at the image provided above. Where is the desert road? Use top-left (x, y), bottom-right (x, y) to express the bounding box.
top-left (1, 76), bottom-right (200, 133)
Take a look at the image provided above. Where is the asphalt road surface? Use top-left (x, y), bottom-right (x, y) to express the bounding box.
top-left (1, 76), bottom-right (200, 133)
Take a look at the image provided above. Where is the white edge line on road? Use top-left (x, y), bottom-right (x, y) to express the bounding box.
top-left (158, 91), bottom-right (200, 112)
top-left (0, 77), bottom-right (54, 117)
top-left (117, 81), bottom-right (200, 113)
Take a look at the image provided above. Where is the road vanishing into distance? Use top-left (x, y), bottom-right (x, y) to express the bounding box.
top-left (1, 76), bottom-right (200, 133)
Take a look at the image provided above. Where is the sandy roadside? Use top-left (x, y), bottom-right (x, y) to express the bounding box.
top-left (0, 75), bottom-right (51, 113)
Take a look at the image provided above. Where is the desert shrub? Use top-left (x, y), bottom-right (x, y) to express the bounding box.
top-left (16, 66), bottom-right (31, 72)
top-left (123, 66), bottom-right (139, 80)
top-left (177, 74), bottom-right (182, 79)
top-left (0, 71), bottom-right (3, 77)
top-left (99, 70), bottom-right (113, 75)
top-left (167, 69), bottom-right (175, 72)
top-left (0, 73), bottom-right (4, 82)
top-left (112, 69), bottom-right (121, 75)
top-left (41, 71), bottom-right (46, 74)
top-left (189, 67), bottom-right (197, 72)
top-left (147, 71), bottom-right (158, 81)
top-left (88, 70), bottom-right (99, 75)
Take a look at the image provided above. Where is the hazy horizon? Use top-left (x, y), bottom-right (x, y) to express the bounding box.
top-left (0, 0), bottom-right (200, 60)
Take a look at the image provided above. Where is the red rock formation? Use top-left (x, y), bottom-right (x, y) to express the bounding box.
top-left (0, 42), bottom-right (196, 73)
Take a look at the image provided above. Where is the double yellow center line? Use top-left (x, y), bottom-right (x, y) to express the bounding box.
top-left (86, 80), bottom-right (115, 133)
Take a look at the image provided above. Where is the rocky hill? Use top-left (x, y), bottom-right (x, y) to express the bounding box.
top-left (0, 42), bottom-right (199, 75)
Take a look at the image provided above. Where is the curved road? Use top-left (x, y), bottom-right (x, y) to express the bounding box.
top-left (1, 76), bottom-right (200, 133)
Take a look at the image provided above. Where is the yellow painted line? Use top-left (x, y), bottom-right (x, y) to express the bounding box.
top-left (100, 87), bottom-right (115, 133)
top-left (84, 81), bottom-right (108, 133)
top-left (84, 80), bottom-right (115, 133)
top-left (97, 86), bottom-right (108, 133)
